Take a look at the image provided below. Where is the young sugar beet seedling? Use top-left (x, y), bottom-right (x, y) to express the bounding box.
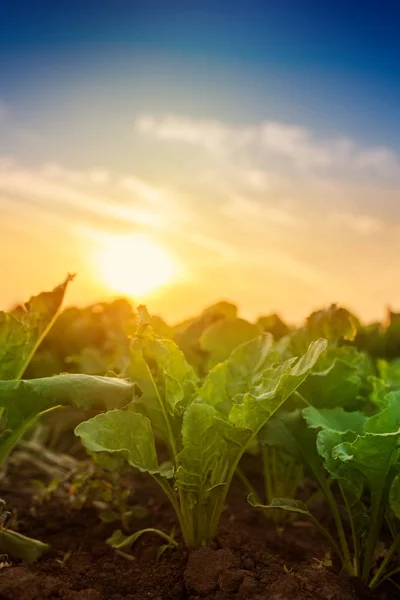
top-left (251, 394), bottom-right (400, 590)
top-left (0, 277), bottom-right (135, 561)
top-left (75, 306), bottom-right (327, 548)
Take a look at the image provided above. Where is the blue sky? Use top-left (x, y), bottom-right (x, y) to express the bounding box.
top-left (1, 1), bottom-right (400, 322)
top-left (2, 0), bottom-right (400, 150)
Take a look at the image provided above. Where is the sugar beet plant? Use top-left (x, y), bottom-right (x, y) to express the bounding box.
top-left (251, 397), bottom-right (400, 589)
top-left (246, 307), bottom-right (400, 588)
top-left (75, 306), bottom-right (327, 547)
top-left (0, 277), bottom-right (135, 561)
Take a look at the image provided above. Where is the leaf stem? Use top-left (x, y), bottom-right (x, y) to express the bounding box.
top-left (369, 531), bottom-right (400, 589)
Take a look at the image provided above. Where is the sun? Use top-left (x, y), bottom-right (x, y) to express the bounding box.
top-left (96, 233), bottom-right (176, 298)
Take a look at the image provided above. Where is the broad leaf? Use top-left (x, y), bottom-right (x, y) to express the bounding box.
top-left (297, 347), bottom-right (373, 411)
top-left (75, 410), bottom-right (172, 477)
top-left (200, 318), bottom-right (260, 369)
top-left (0, 275), bottom-right (73, 380)
top-left (175, 403), bottom-right (228, 503)
top-left (0, 530), bottom-right (49, 563)
top-left (303, 406), bottom-right (367, 435)
top-left (227, 338), bottom-right (328, 433)
top-left (0, 375), bottom-right (134, 464)
top-left (125, 307), bottom-right (198, 450)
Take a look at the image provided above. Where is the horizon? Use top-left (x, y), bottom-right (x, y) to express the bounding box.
top-left (2, 1), bottom-right (400, 323)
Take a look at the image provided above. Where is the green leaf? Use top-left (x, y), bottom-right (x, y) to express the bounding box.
top-left (125, 307), bottom-right (198, 450)
top-left (260, 410), bottom-right (327, 487)
top-left (173, 302), bottom-right (238, 375)
top-left (0, 275), bottom-right (74, 380)
top-left (228, 338), bottom-right (328, 433)
top-left (364, 391), bottom-right (400, 434)
top-left (200, 318), bottom-right (260, 369)
top-left (303, 406), bottom-right (367, 435)
top-left (0, 375), bottom-right (134, 465)
top-left (175, 403), bottom-right (228, 497)
top-left (199, 334), bottom-right (283, 415)
top-left (247, 494), bottom-right (344, 561)
top-left (378, 359), bottom-right (400, 391)
top-left (107, 527), bottom-right (177, 551)
top-left (248, 494), bottom-right (312, 517)
top-left (305, 305), bottom-right (358, 345)
top-left (256, 314), bottom-right (290, 340)
top-left (75, 410), bottom-right (172, 477)
top-left (297, 347), bottom-right (373, 411)
top-left (333, 433), bottom-right (400, 499)
top-left (0, 529), bottom-right (49, 563)
top-left (0, 374), bottom-right (134, 419)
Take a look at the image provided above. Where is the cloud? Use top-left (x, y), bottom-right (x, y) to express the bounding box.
top-left (136, 114), bottom-right (254, 159)
top-left (0, 162), bottom-right (181, 236)
top-left (223, 195), bottom-right (301, 228)
top-left (3, 111), bottom-right (400, 322)
top-left (136, 114), bottom-right (400, 178)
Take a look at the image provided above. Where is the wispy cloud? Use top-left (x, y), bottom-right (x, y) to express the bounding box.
top-left (2, 111), bottom-right (400, 322)
top-left (136, 114), bottom-right (400, 179)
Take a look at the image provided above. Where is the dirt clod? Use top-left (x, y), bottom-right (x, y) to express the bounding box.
top-left (184, 548), bottom-right (239, 594)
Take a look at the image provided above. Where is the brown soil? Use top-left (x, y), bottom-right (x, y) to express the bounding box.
top-left (0, 467), bottom-right (397, 600)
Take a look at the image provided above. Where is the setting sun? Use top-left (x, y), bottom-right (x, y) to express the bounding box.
top-left (96, 233), bottom-right (176, 298)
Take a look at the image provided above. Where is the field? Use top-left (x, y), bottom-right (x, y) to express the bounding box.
top-left (1, 277), bottom-right (400, 600)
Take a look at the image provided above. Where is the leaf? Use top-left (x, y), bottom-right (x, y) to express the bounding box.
top-left (173, 302), bottom-right (238, 375)
top-left (303, 406), bottom-right (367, 435)
top-left (333, 433), bottom-right (400, 499)
top-left (228, 338), bottom-right (328, 433)
top-left (247, 495), bottom-right (345, 562)
top-left (200, 318), bottom-right (260, 369)
top-left (0, 374), bottom-right (134, 420)
top-left (256, 314), bottom-right (290, 340)
top-left (198, 334), bottom-right (281, 416)
top-left (0, 275), bottom-right (74, 380)
top-left (305, 305), bottom-right (358, 344)
top-left (0, 375), bottom-right (135, 464)
top-left (107, 527), bottom-right (177, 551)
top-left (364, 391), bottom-right (400, 434)
top-left (297, 347), bottom-right (373, 411)
top-left (248, 494), bottom-right (311, 517)
top-left (260, 410), bottom-right (328, 489)
top-left (175, 403), bottom-right (228, 500)
top-left (75, 410), bottom-right (173, 477)
top-left (0, 529), bottom-right (49, 563)
top-left (125, 307), bottom-right (198, 450)
top-left (378, 359), bottom-right (400, 391)
top-left (138, 310), bottom-right (198, 415)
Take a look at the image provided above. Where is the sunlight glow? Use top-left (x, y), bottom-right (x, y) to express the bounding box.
top-left (96, 233), bottom-right (176, 298)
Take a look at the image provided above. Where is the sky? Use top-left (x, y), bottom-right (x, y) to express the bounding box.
top-left (1, 0), bottom-right (400, 324)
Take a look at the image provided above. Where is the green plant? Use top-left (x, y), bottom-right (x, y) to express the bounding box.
top-left (68, 455), bottom-right (147, 529)
top-left (0, 499), bottom-right (49, 563)
top-left (75, 307), bottom-right (326, 547)
top-left (251, 395), bottom-right (400, 589)
top-left (237, 444), bottom-right (304, 524)
top-left (0, 278), bottom-right (135, 561)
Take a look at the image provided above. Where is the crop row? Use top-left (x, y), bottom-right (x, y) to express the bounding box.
top-left (1, 277), bottom-right (400, 592)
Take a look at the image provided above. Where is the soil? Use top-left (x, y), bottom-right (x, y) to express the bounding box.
top-left (0, 466), bottom-right (398, 600)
